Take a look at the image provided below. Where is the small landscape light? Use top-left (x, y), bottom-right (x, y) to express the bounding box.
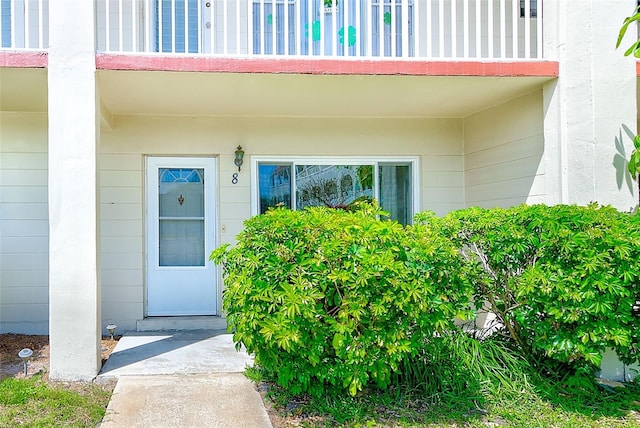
top-left (18, 348), bottom-right (33, 376)
top-left (106, 323), bottom-right (117, 341)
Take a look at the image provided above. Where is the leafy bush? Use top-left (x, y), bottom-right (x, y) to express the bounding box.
top-left (419, 204), bottom-right (640, 371)
top-left (211, 203), bottom-right (472, 396)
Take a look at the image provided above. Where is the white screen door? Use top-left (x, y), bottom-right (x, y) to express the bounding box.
top-left (146, 157), bottom-right (217, 315)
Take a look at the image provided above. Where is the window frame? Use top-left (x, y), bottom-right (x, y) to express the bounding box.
top-left (251, 156), bottom-right (420, 220)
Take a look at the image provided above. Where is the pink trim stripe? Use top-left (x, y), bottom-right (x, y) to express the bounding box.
top-left (0, 51), bottom-right (48, 68)
top-left (96, 54), bottom-right (559, 77)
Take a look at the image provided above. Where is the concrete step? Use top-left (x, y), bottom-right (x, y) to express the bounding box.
top-left (136, 316), bottom-right (228, 332)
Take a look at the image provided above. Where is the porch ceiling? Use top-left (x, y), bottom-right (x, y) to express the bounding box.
top-left (97, 70), bottom-right (553, 119)
top-left (0, 68), bottom-right (48, 112)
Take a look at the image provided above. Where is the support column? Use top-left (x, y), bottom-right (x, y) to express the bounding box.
top-left (543, 0), bottom-right (638, 210)
top-left (48, 1), bottom-right (101, 380)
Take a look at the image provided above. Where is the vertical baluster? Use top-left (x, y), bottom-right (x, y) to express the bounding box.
top-left (145, 0), bottom-right (150, 51)
top-left (260, 0), bottom-right (265, 54)
top-left (367, 0), bottom-right (372, 57)
top-left (197, 0), bottom-right (201, 53)
top-left (378, 0), bottom-right (383, 56)
top-left (343, 0), bottom-right (348, 56)
top-left (24, 0), bottom-right (29, 48)
top-left (248, 0), bottom-right (254, 55)
top-left (331, 0), bottom-right (336, 56)
top-left (171, 0), bottom-right (176, 52)
top-left (511, 0), bottom-right (517, 58)
top-left (413, 0), bottom-right (419, 58)
top-left (536, 0), bottom-right (542, 58)
top-left (185, 0), bottom-right (189, 52)
top-left (450, 0), bottom-right (456, 57)
top-left (0, 1), bottom-right (4, 48)
top-left (132, 0), bottom-right (138, 51)
top-left (401, 0), bottom-right (408, 57)
top-left (210, 0), bottom-right (215, 54)
top-left (184, 0), bottom-right (189, 52)
top-left (499, 0), bottom-right (505, 59)
top-left (237, 0), bottom-right (241, 55)
top-left (438, 0), bottom-right (444, 58)
top-left (463, 0), bottom-right (469, 58)
top-left (221, 0), bottom-right (226, 53)
top-left (284, 0), bottom-right (289, 55)
top-left (487, 0), bottom-right (493, 58)
top-left (38, 0), bottom-right (44, 48)
top-left (524, 0), bottom-right (530, 58)
top-left (320, 0), bottom-right (326, 56)
top-left (169, 0), bottom-right (176, 53)
top-left (105, 0), bottom-right (111, 51)
top-left (390, 0), bottom-right (396, 57)
top-left (307, 0), bottom-right (312, 55)
top-left (271, 0), bottom-right (276, 54)
top-left (355, 0), bottom-right (360, 57)
top-left (131, 0), bottom-right (138, 52)
top-left (119, 0), bottom-right (123, 51)
top-left (475, 0), bottom-right (481, 58)
top-left (159, 0), bottom-right (164, 52)
top-left (426, 0), bottom-right (432, 58)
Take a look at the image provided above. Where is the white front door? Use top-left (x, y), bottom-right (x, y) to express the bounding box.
top-left (146, 157), bottom-right (217, 316)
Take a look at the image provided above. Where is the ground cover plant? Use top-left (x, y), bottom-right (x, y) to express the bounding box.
top-left (214, 202), bottom-right (640, 426)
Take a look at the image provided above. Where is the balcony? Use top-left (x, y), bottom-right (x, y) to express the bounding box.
top-left (1, 0), bottom-right (543, 60)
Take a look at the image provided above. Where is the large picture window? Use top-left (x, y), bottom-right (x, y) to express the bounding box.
top-left (255, 158), bottom-right (416, 225)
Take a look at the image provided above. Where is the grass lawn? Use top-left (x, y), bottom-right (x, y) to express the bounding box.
top-left (250, 334), bottom-right (640, 428)
top-left (0, 374), bottom-right (113, 428)
top-left (260, 377), bottom-right (640, 427)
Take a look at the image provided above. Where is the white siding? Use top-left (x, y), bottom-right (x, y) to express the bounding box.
top-left (100, 153), bottom-right (144, 332)
top-left (1, 112), bottom-right (466, 333)
top-left (96, 114), bottom-right (464, 327)
top-left (463, 90), bottom-right (544, 208)
top-left (0, 112), bottom-right (49, 334)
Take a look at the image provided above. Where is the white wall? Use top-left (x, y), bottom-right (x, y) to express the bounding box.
top-left (0, 112), bottom-right (49, 334)
top-left (463, 90), bottom-right (544, 207)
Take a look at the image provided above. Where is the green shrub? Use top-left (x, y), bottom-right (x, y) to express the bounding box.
top-left (211, 203), bottom-right (472, 396)
top-left (419, 204), bottom-right (640, 371)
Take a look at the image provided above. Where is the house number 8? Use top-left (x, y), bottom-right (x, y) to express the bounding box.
top-left (232, 173), bottom-right (239, 184)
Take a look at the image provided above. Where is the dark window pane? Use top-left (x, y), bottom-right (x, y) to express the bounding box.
top-left (259, 163), bottom-right (292, 213)
top-left (379, 163), bottom-right (411, 225)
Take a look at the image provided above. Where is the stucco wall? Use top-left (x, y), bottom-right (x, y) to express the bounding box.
top-left (0, 112), bottom-right (49, 334)
top-left (463, 89), bottom-right (544, 208)
top-left (99, 114), bottom-right (465, 330)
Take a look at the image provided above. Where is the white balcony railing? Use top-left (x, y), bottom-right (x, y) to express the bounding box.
top-left (0, 0), bottom-right (48, 50)
top-left (1, 0), bottom-right (543, 60)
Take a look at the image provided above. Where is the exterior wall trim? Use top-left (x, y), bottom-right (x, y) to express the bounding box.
top-left (0, 51), bottom-right (48, 67)
top-left (96, 54), bottom-right (559, 77)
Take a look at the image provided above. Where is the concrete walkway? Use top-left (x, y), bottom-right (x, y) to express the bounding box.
top-left (97, 330), bottom-right (272, 428)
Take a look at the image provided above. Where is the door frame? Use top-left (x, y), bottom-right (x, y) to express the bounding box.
top-left (144, 155), bottom-right (219, 316)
